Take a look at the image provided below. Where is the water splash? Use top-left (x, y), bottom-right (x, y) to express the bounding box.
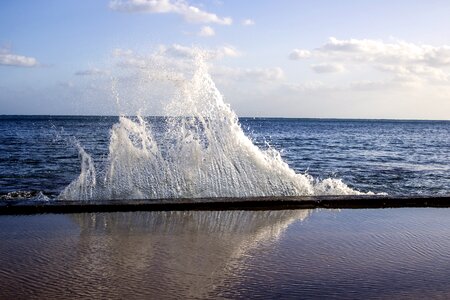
top-left (0, 190), bottom-right (50, 201)
top-left (60, 51), bottom-right (362, 200)
top-left (59, 142), bottom-right (96, 200)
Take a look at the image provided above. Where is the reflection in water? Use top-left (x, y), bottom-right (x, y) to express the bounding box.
top-left (0, 210), bottom-right (310, 299)
top-left (3, 209), bottom-right (450, 298)
top-left (70, 210), bottom-right (310, 299)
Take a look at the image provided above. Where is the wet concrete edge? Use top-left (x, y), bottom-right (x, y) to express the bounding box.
top-left (1, 195), bottom-right (450, 215)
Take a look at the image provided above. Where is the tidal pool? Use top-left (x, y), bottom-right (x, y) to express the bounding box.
top-left (1, 208), bottom-right (450, 299)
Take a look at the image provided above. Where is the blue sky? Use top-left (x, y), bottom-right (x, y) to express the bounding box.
top-left (1, 0), bottom-right (450, 119)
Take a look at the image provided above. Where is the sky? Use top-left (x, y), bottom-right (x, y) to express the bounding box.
top-left (1, 0), bottom-right (450, 119)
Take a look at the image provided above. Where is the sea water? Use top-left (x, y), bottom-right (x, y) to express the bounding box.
top-left (1, 115), bottom-right (450, 199)
top-left (1, 117), bottom-right (450, 198)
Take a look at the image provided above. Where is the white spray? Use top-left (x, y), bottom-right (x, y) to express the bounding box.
top-left (60, 52), bottom-right (361, 200)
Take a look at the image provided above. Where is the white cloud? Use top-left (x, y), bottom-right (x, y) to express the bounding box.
top-left (198, 26), bottom-right (215, 37)
top-left (75, 68), bottom-right (108, 76)
top-left (248, 67), bottom-right (284, 81)
top-left (219, 46), bottom-right (240, 58)
top-left (0, 48), bottom-right (38, 67)
top-left (109, 0), bottom-right (232, 25)
top-left (311, 63), bottom-right (345, 73)
top-left (291, 37), bottom-right (450, 83)
top-left (242, 19), bottom-right (255, 26)
top-left (374, 63), bottom-right (449, 82)
top-left (111, 48), bottom-right (144, 68)
top-left (160, 44), bottom-right (240, 59)
top-left (213, 66), bottom-right (284, 82)
top-left (162, 44), bottom-right (199, 58)
top-left (348, 80), bottom-right (401, 91)
top-left (289, 49), bottom-right (311, 60)
top-left (318, 37), bottom-right (450, 66)
top-left (113, 44), bottom-right (241, 71)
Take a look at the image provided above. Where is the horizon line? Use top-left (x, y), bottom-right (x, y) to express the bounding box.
top-left (0, 114), bottom-right (449, 122)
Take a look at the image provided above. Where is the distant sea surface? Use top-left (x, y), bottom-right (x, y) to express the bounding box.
top-left (1, 115), bottom-right (449, 198)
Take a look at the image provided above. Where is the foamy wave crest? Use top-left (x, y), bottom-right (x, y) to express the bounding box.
top-left (60, 50), bottom-right (363, 200)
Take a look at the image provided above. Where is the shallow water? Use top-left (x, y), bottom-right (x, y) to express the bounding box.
top-left (2, 208), bottom-right (450, 299)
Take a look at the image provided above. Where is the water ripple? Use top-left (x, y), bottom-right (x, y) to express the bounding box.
top-left (2, 209), bottom-right (450, 298)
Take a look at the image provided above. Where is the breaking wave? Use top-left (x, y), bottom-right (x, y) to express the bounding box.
top-left (60, 51), bottom-right (363, 200)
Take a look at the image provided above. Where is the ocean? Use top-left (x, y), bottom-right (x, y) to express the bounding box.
top-left (1, 115), bottom-right (449, 199)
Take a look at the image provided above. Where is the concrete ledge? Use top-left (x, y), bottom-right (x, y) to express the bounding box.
top-left (1, 195), bottom-right (450, 215)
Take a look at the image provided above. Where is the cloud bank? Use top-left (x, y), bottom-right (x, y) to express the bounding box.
top-left (290, 37), bottom-right (450, 83)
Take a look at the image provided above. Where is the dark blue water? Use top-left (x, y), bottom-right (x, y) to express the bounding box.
top-left (1, 115), bottom-right (449, 198)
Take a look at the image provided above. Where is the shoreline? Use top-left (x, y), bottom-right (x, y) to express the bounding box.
top-left (1, 195), bottom-right (450, 215)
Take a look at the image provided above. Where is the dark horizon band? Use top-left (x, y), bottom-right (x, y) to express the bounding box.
top-left (2, 195), bottom-right (450, 215)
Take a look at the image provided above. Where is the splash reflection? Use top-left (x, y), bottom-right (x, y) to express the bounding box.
top-left (68, 210), bottom-right (310, 298)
